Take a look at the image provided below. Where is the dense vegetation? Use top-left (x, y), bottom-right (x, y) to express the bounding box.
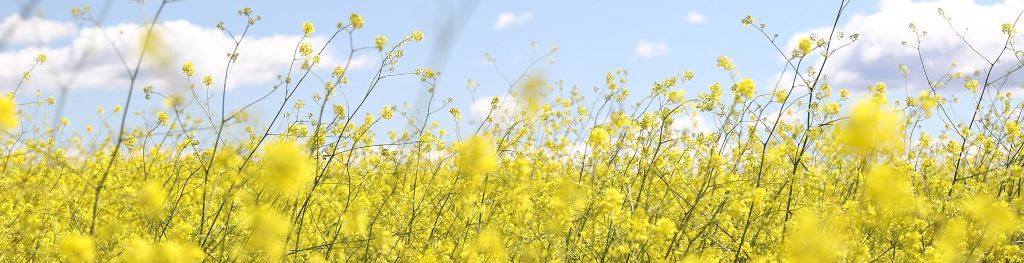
top-left (2, 1), bottom-right (1023, 262)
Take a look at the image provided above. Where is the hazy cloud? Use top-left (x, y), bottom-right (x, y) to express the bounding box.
top-left (494, 12), bottom-right (534, 30)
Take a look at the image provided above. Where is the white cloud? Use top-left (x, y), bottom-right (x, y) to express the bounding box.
top-left (0, 16), bottom-right (369, 91)
top-left (0, 14), bottom-right (76, 45)
top-left (788, 0), bottom-right (1024, 92)
top-left (685, 11), bottom-right (708, 24)
top-left (494, 12), bottom-right (534, 30)
top-left (470, 95), bottom-right (520, 126)
top-left (634, 40), bottom-right (669, 59)
top-left (671, 112), bottom-right (710, 134)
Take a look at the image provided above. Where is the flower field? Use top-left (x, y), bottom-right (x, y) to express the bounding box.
top-left (2, 1), bottom-right (1024, 262)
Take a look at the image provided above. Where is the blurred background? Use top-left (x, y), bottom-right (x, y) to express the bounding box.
top-left (0, 0), bottom-right (1018, 136)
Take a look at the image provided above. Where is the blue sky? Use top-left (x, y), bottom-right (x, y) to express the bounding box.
top-left (1, 0), bottom-right (1020, 136)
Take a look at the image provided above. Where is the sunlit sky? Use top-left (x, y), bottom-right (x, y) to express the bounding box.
top-left (0, 0), bottom-right (1019, 134)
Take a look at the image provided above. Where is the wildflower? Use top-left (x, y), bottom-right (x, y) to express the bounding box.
top-left (785, 212), bottom-right (844, 263)
top-left (823, 102), bottom-right (840, 115)
top-left (410, 30), bottom-right (424, 42)
top-left (332, 66), bottom-right (346, 78)
top-left (734, 77), bottom-right (756, 99)
top-left (837, 100), bottom-right (905, 154)
top-left (138, 181), bottom-right (167, 216)
top-left (598, 188), bottom-right (625, 212)
top-left (301, 21), bottom-right (314, 36)
top-left (260, 140), bottom-right (314, 196)
top-left (589, 127), bottom-right (611, 149)
top-left (457, 135), bottom-right (496, 178)
top-left (1003, 23), bottom-right (1016, 36)
top-left (716, 55), bottom-right (735, 70)
top-left (654, 218), bottom-right (678, 237)
top-left (797, 37), bottom-right (813, 56)
top-left (1008, 121), bottom-right (1022, 137)
top-left (870, 82), bottom-right (888, 104)
top-left (181, 62), bottom-right (195, 77)
top-left (343, 196), bottom-right (371, 237)
top-left (449, 107), bottom-right (462, 120)
top-left (774, 89), bottom-right (789, 102)
top-left (333, 104), bottom-right (346, 118)
top-left (375, 35), bottom-right (388, 51)
top-left (965, 78), bottom-right (979, 93)
top-left (202, 75), bottom-right (214, 87)
top-left (60, 234), bottom-right (96, 263)
top-left (741, 15), bottom-right (756, 28)
top-left (299, 42), bottom-right (313, 57)
top-left (35, 53), bottom-right (47, 63)
top-left (0, 96), bottom-right (18, 130)
top-left (518, 74), bottom-right (546, 115)
top-left (244, 206), bottom-right (289, 259)
top-left (667, 90), bottom-right (685, 103)
top-left (964, 195), bottom-right (1019, 246)
top-left (470, 227), bottom-right (507, 261)
top-left (380, 105), bottom-right (395, 120)
top-left (349, 13), bottom-right (364, 29)
top-left (864, 164), bottom-right (918, 214)
top-left (156, 112), bottom-right (170, 126)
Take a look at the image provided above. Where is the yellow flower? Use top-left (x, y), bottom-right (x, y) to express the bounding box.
top-left (864, 164), bottom-right (919, 214)
top-left (202, 75), bottom-right (214, 87)
top-left (350, 13), bottom-right (365, 29)
top-left (716, 55), bottom-right (735, 70)
top-left (964, 195), bottom-right (1019, 245)
top-left (457, 135), bottom-right (496, 178)
top-left (0, 95), bottom-right (18, 130)
top-left (518, 74), bottom-right (547, 115)
top-left (1003, 23), bottom-right (1016, 35)
top-left (410, 30), bottom-right (424, 42)
top-left (741, 15), bottom-right (756, 28)
top-left (181, 62), bottom-right (195, 77)
top-left (823, 102), bottom-right (840, 115)
top-left (1008, 121), bottom-right (1022, 137)
top-left (798, 37), bottom-right (813, 56)
top-left (244, 206), bottom-right (289, 259)
top-left (375, 35), bottom-right (388, 51)
top-left (965, 78), bottom-right (979, 93)
top-left (837, 100), bottom-right (905, 154)
top-left (785, 211), bottom-right (844, 263)
top-left (380, 105), bottom-right (395, 120)
top-left (299, 42), bottom-right (313, 57)
top-left (773, 89), bottom-right (789, 102)
top-left (734, 77), bottom-right (756, 99)
top-left (35, 53), bottom-right (47, 63)
top-left (156, 111), bottom-right (170, 126)
top-left (260, 140), bottom-right (314, 196)
top-left (60, 234), bottom-right (96, 263)
top-left (589, 127), bottom-right (611, 149)
top-left (138, 181), bottom-right (167, 216)
top-left (301, 21), bottom-right (315, 36)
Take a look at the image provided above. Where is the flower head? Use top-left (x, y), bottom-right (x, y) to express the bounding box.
top-left (375, 35), bottom-right (388, 51)
top-left (350, 13), bottom-right (365, 29)
top-left (60, 234), bottom-right (96, 263)
top-left (301, 21), bottom-right (315, 36)
top-left (734, 78), bottom-right (756, 99)
top-left (0, 95), bottom-right (18, 130)
top-left (181, 62), bottom-right (195, 77)
top-left (260, 140), bottom-right (313, 196)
